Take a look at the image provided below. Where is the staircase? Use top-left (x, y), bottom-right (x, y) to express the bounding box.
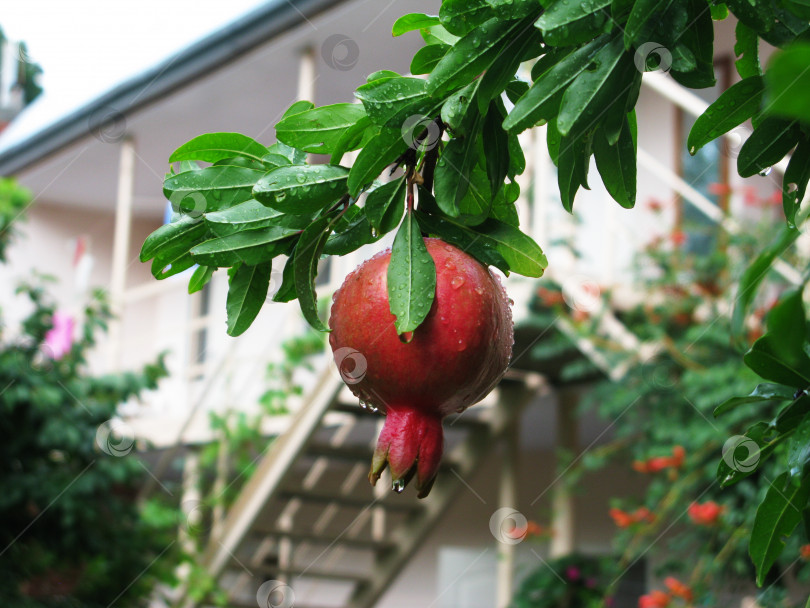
top-left (178, 365), bottom-right (543, 608)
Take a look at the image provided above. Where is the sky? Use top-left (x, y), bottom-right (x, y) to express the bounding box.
top-left (2, 0), bottom-right (271, 101)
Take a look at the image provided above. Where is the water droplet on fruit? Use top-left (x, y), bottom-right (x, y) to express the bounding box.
top-left (508, 298), bottom-right (515, 306)
top-left (444, 260), bottom-right (455, 270)
top-left (451, 276), bottom-right (465, 289)
top-left (444, 245), bottom-right (454, 252)
top-left (457, 339), bottom-right (466, 351)
top-left (392, 478), bottom-right (406, 493)
top-left (475, 286), bottom-right (484, 295)
top-left (440, 315), bottom-right (448, 324)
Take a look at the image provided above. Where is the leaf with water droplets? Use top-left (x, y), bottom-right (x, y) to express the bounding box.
top-left (188, 265), bottom-right (216, 294)
top-left (750, 471), bottom-right (810, 586)
top-left (782, 138), bottom-right (810, 227)
top-left (163, 166), bottom-right (266, 214)
top-left (737, 117), bottom-right (800, 178)
top-left (226, 261), bottom-right (272, 336)
top-left (253, 164), bottom-right (348, 214)
top-left (294, 217), bottom-right (333, 332)
top-left (391, 13), bottom-right (440, 36)
top-left (687, 76), bottom-right (764, 155)
top-left (594, 115), bottom-right (637, 209)
top-left (355, 77), bottom-right (432, 127)
top-left (169, 132), bottom-right (269, 164)
top-left (347, 128), bottom-right (409, 197)
top-left (364, 179), bottom-right (406, 235)
top-left (275, 103), bottom-right (367, 154)
top-left (433, 119), bottom-right (482, 217)
top-left (190, 225), bottom-right (297, 267)
top-left (536, 0), bottom-right (611, 47)
top-left (387, 211), bottom-right (436, 335)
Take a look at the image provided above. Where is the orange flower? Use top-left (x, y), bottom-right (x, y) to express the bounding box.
top-left (639, 590), bottom-right (671, 608)
top-left (634, 447), bottom-right (686, 474)
top-left (646, 199), bottom-right (664, 212)
top-left (536, 287), bottom-right (565, 307)
top-left (671, 231), bottom-right (687, 246)
top-left (688, 501), bottom-right (725, 526)
top-left (707, 182), bottom-right (732, 196)
top-left (610, 508), bottom-right (635, 528)
top-left (800, 544), bottom-right (810, 560)
top-left (664, 577), bottom-right (693, 602)
top-left (633, 507), bottom-right (656, 524)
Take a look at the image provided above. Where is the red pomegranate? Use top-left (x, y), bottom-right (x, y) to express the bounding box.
top-left (328, 238), bottom-right (513, 498)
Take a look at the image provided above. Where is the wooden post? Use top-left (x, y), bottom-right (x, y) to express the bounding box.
top-left (496, 419), bottom-right (519, 608)
top-left (108, 137), bottom-right (135, 371)
top-left (550, 388), bottom-right (578, 558)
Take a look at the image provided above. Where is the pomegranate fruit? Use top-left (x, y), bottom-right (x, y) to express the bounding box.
top-left (328, 238), bottom-right (513, 498)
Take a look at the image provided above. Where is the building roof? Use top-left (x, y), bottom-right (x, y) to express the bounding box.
top-left (0, 0), bottom-right (343, 177)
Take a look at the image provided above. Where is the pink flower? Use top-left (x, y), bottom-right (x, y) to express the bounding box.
top-left (566, 566), bottom-right (581, 581)
top-left (44, 311), bottom-right (74, 360)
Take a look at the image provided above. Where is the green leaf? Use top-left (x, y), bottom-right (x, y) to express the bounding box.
top-left (483, 102), bottom-right (510, 197)
top-left (732, 225), bottom-right (800, 338)
top-left (558, 133), bottom-right (591, 212)
top-left (745, 290), bottom-right (810, 387)
top-left (737, 117), bottom-right (801, 178)
top-left (439, 0), bottom-right (494, 36)
top-left (734, 21), bottom-right (760, 79)
top-left (365, 179), bottom-right (406, 233)
top-left (164, 166), bottom-right (266, 213)
top-left (190, 226), bottom-right (296, 266)
top-left (266, 141), bottom-right (307, 165)
top-left (421, 23), bottom-right (460, 46)
top-left (262, 153), bottom-right (293, 168)
top-left (457, 166), bottom-right (495, 225)
top-left (547, 118), bottom-right (562, 165)
top-left (140, 215), bottom-right (205, 262)
top-left (434, 125), bottom-right (481, 217)
top-left (441, 80), bottom-right (481, 137)
top-left (415, 207), bottom-right (510, 274)
top-left (347, 128), bottom-right (408, 197)
top-left (411, 43), bottom-right (449, 75)
top-left (274, 103), bottom-right (367, 154)
top-left (355, 77), bottom-right (430, 126)
top-left (537, 0), bottom-right (611, 47)
top-left (476, 17), bottom-right (543, 111)
top-left (226, 262), bottom-right (271, 336)
top-left (294, 217), bottom-right (332, 332)
top-left (557, 35), bottom-right (626, 137)
top-left (392, 13), bottom-right (440, 36)
top-left (416, 210), bottom-right (547, 277)
top-left (783, 138), bottom-right (810, 227)
top-left (169, 133), bottom-right (268, 164)
top-left (272, 253), bottom-right (297, 303)
top-left (788, 415), bottom-right (810, 478)
top-left (427, 17), bottom-right (527, 98)
top-left (714, 383), bottom-right (797, 417)
top-left (387, 211), bottom-right (436, 335)
top-left (204, 199), bottom-right (284, 237)
top-left (253, 164), bottom-right (348, 214)
top-left (624, 0), bottom-right (677, 49)
top-left (188, 265), bottom-right (215, 294)
top-left (492, 181), bottom-right (521, 226)
top-left (669, 0), bottom-right (715, 89)
top-left (504, 35), bottom-right (608, 133)
top-left (151, 250), bottom-right (196, 280)
top-left (323, 214), bottom-right (377, 255)
top-left (213, 156), bottom-right (265, 170)
top-left (718, 422), bottom-right (779, 487)
top-left (750, 471), bottom-right (810, 586)
top-left (765, 44), bottom-right (810, 124)
top-left (282, 100), bottom-right (315, 118)
top-left (594, 117), bottom-right (636, 208)
top-left (329, 114), bottom-right (374, 165)
top-left (688, 76), bottom-right (764, 155)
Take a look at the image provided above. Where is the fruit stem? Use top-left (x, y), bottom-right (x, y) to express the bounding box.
top-left (406, 172), bottom-right (415, 213)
